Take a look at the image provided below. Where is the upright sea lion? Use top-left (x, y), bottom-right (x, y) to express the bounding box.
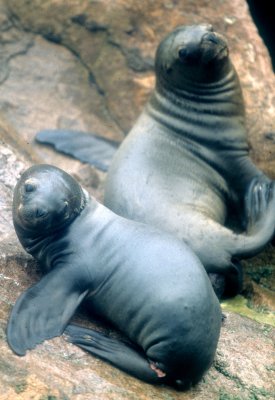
top-left (8, 164), bottom-right (221, 389)
top-left (104, 24), bottom-right (275, 296)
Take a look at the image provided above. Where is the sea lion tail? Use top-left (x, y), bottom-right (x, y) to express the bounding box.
top-left (64, 324), bottom-right (165, 385)
top-left (36, 129), bottom-right (119, 172)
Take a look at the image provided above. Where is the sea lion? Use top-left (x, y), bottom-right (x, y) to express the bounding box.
top-left (104, 24), bottom-right (275, 296)
top-left (7, 164), bottom-right (221, 389)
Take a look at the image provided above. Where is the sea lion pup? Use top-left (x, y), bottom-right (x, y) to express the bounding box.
top-left (104, 24), bottom-right (275, 296)
top-left (8, 164), bottom-right (221, 389)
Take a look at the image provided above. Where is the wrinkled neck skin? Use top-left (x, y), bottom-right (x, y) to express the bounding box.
top-left (13, 190), bottom-right (90, 273)
top-left (14, 223), bottom-right (67, 273)
top-left (147, 60), bottom-right (247, 154)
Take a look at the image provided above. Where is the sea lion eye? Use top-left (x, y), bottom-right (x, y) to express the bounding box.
top-left (24, 182), bottom-right (36, 192)
top-left (63, 201), bottom-right (69, 213)
top-left (178, 48), bottom-right (187, 62)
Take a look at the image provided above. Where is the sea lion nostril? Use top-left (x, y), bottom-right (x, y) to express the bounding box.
top-left (35, 208), bottom-right (48, 218)
top-left (204, 32), bottom-right (219, 44)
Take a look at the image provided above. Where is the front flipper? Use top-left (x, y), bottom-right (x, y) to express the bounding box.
top-left (36, 129), bottom-right (119, 172)
top-left (7, 267), bottom-right (88, 356)
top-left (65, 324), bottom-right (165, 384)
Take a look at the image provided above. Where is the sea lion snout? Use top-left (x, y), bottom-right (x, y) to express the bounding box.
top-left (18, 199), bottom-right (69, 225)
top-left (177, 29), bottom-right (228, 65)
top-left (20, 203), bottom-right (48, 221)
top-left (16, 178), bottom-right (51, 226)
top-left (17, 198), bottom-right (56, 230)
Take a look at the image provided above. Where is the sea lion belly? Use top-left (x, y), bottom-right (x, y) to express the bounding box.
top-left (105, 112), bottom-right (229, 232)
top-left (68, 203), bottom-right (221, 362)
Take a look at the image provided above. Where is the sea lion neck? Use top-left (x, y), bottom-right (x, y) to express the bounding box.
top-left (146, 65), bottom-right (246, 155)
top-left (155, 60), bottom-right (235, 96)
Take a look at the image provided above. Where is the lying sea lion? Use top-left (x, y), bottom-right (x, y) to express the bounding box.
top-left (104, 24), bottom-right (275, 296)
top-left (7, 164), bottom-right (221, 389)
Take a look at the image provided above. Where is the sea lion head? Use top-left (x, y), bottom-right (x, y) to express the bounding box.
top-left (155, 24), bottom-right (230, 88)
top-left (13, 164), bottom-right (87, 235)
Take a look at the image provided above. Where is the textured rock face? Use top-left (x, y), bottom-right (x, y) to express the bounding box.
top-left (2, 0), bottom-right (275, 166)
top-left (0, 0), bottom-right (274, 399)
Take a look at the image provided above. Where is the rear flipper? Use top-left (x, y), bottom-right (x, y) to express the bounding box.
top-left (234, 178), bottom-right (275, 258)
top-left (245, 178), bottom-right (273, 232)
top-left (36, 129), bottom-right (119, 172)
top-left (64, 324), bottom-right (166, 385)
top-left (209, 261), bottom-right (242, 299)
top-left (220, 179), bottom-right (275, 296)
top-left (207, 179), bottom-right (274, 297)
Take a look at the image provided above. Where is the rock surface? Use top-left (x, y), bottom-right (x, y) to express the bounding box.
top-left (0, 0), bottom-right (274, 399)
